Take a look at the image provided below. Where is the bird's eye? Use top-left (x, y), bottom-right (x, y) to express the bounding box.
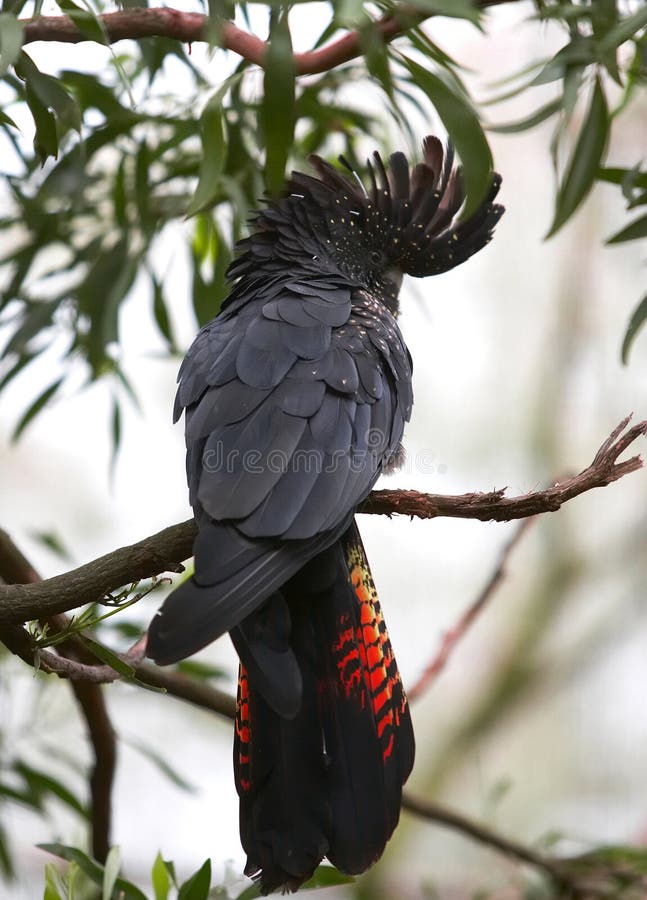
top-left (370, 250), bottom-right (383, 265)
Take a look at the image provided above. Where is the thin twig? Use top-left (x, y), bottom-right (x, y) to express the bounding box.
top-left (19, 2), bottom-right (520, 75)
top-left (401, 793), bottom-right (569, 887)
top-left (0, 417), bottom-right (642, 627)
top-left (408, 517), bottom-right (535, 702)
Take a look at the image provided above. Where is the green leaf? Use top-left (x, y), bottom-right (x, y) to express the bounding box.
top-left (12, 377), bottom-right (64, 441)
top-left (177, 858), bottom-right (211, 900)
top-left (44, 861), bottom-right (66, 900)
top-left (0, 12), bottom-right (23, 75)
top-left (546, 75), bottom-right (609, 238)
top-left (531, 36), bottom-right (596, 86)
top-left (152, 852), bottom-right (171, 900)
top-left (25, 84), bottom-right (58, 162)
top-left (151, 276), bottom-right (177, 350)
top-left (55, 0), bottom-right (108, 44)
top-left (38, 845), bottom-right (148, 900)
top-left (359, 21), bottom-right (394, 101)
top-left (301, 865), bottom-right (356, 889)
top-left (403, 0), bottom-right (482, 27)
top-left (0, 107), bottom-right (18, 128)
top-left (598, 7), bottom-right (647, 54)
top-left (110, 396), bottom-right (122, 480)
top-left (125, 737), bottom-right (197, 793)
top-left (29, 529), bottom-right (73, 562)
top-left (81, 637), bottom-right (135, 678)
top-left (621, 292), bottom-right (647, 364)
top-left (236, 864), bottom-right (354, 899)
top-left (185, 83), bottom-right (230, 217)
top-left (400, 55), bottom-right (493, 217)
top-left (262, 10), bottom-right (296, 196)
top-left (16, 51), bottom-right (82, 135)
top-left (14, 762), bottom-right (87, 818)
top-left (488, 97), bottom-right (562, 134)
top-left (175, 659), bottom-right (227, 680)
top-left (0, 823), bottom-right (14, 880)
top-left (103, 846), bottom-right (121, 900)
top-left (606, 212), bottom-right (647, 244)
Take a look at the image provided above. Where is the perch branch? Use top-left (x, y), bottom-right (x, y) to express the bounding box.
top-left (0, 416), bottom-right (643, 626)
top-left (20, 1), bottom-right (519, 76)
top-left (408, 517), bottom-right (535, 702)
top-left (401, 793), bottom-right (569, 886)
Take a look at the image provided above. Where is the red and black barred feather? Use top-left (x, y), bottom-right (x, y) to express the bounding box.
top-left (233, 521), bottom-right (414, 894)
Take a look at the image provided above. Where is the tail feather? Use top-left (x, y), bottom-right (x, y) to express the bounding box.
top-left (234, 520), bottom-right (414, 894)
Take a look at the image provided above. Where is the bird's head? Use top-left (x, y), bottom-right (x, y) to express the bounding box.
top-left (230, 136), bottom-right (504, 313)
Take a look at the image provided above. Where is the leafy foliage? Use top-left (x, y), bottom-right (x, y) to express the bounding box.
top-left (39, 845), bottom-right (353, 899)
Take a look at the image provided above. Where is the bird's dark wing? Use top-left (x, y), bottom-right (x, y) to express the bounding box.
top-left (180, 281), bottom-right (410, 540)
top-left (147, 279), bottom-right (412, 665)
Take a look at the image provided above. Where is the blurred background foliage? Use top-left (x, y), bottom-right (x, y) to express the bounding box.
top-left (0, 0), bottom-right (647, 898)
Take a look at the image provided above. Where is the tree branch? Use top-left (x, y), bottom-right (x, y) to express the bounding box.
top-left (0, 416), bottom-right (643, 627)
top-left (401, 793), bottom-right (569, 886)
top-left (19, 1), bottom-right (520, 76)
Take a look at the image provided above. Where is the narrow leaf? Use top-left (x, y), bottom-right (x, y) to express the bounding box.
top-left (401, 55), bottom-right (493, 217)
top-left (81, 637), bottom-right (135, 678)
top-left (152, 852), bottom-right (171, 900)
top-left (488, 97), bottom-right (562, 134)
top-left (16, 51), bottom-right (82, 135)
top-left (14, 762), bottom-right (87, 817)
top-left (404, 0), bottom-right (481, 27)
top-left (606, 212), bottom-right (647, 244)
top-left (103, 847), bottom-right (121, 900)
top-left (0, 108), bottom-right (18, 128)
top-left (546, 76), bottom-right (609, 238)
top-left (12, 377), bottom-right (63, 441)
top-left (262, 10), bottom-right (295, 196)
top-left (55, 0), bottom-right (107, 44)
top-left (0, 12), bottom-right (23, 75)
top-left (38, 845), bottom-right (148, 900)
top-left (598, 7), bottom-right (647, 53)
top-left (126, 737), bottom-right (197, 793)
top-left (185, 89), bottom-right (227, 217)
top-left (621, 293), bottom-right (647, 364)
top-left (177, 859), bottom-right (211, 900)
top-left (25, 84), bottom-right (58, 162)
top-left (151, 276), bottom-right (177, 350)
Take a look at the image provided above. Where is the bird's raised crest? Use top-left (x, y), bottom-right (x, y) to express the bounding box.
top-left (228, 136), bottom-right (503, 286)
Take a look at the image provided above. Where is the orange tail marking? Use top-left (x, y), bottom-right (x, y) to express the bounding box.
top-left (235, 664), bottom-right (252, 794)
top-left (334, 537), bottom-right (410, 762)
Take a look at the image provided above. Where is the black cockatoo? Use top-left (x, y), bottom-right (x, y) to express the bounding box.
top-left (147, 136), bottom-right (503, 894)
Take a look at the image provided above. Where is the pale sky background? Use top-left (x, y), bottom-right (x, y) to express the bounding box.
top-left (1, 2), bottom-right (647, 898)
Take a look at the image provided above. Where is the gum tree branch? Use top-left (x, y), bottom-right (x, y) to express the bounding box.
top-left (0, 416), bottom-right (643, 627)
top-left (407, 516), bottom-right (535, 702)
top-left (19, 1), bottom-right (520, 76)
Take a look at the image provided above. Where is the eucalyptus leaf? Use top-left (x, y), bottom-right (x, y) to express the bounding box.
top-left (401, 55), bottom-right (493, 217)
top-left (262, 10), bottom-right (295, 196)
top-left (488, 97), bottom-right (562, 134)
top-left (177, 858), bottom-right (211, 900)
top-left (606, 212), bottom-right (647, 244)
top-left (0, 12), bottom-right (23, 75)
top-left (55, 0), bottom-right (108, 45)
top-left (38, 845), bottom-right (148, 900)
top-left (546, 76), bottom-right (609, 238)
top-left (621, 293), bottom-right (647, 364)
